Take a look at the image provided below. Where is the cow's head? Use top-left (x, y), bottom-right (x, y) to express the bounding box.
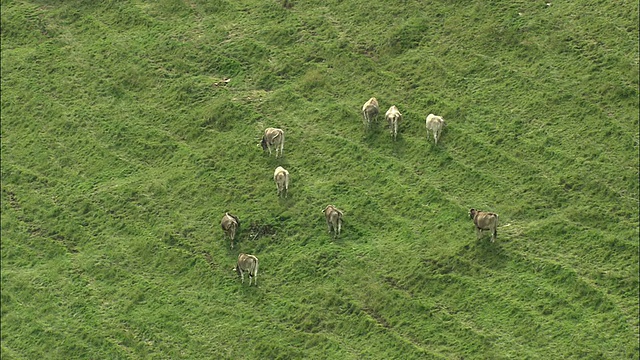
top-left (260, 136), bottom-right (268, 151)
top-left (469, 208), bottom-right (477, 219)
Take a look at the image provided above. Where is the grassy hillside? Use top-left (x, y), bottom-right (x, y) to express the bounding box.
top-left (2, 0), bottom-right (638, 359)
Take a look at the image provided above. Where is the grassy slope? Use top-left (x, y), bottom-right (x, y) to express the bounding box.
top-left (2, 0), bottom-right (638, 359)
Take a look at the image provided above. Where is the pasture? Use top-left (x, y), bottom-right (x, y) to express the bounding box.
top-left (2, 0), bottom-right (638, 359)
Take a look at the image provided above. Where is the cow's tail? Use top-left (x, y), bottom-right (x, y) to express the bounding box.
top-left (494, 214), bottom-right (499, 239)
top-left (394, 118), bottom-right (398, 139)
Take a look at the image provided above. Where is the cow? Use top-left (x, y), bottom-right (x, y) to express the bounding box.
top-left (385, 105), bottom-right (402, 141)
top-left (323, 205), bottom-right (344, 238)
top-left (425, 114), bottom-right (447, 145)
top-left (274, 166), bottom-right (290, 198)
top-left (233, 253), bottom-right (259, 286)
top-left (260, 127), bottom-right (285, 158)
top-left (469, 208), bottom-right (499, 242)
top-left (221, 212), bottom-right (240, 249)
top-left (362, 97), bottom-right (379, 129)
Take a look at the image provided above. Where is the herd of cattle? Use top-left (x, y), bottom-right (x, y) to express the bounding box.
top-left (225, 97), bottom-right (499, 286)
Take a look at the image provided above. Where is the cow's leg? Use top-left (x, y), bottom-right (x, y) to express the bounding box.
top-left (240, 271), bottom-right (244, 283)
top-left (492, 227), bottom-right (497, 242)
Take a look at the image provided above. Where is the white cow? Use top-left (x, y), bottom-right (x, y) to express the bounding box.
top-left (426, 114), bottom-right (446, 145)
top-left (274, 166), bottom-right (290, 198)
top-left (385, 105), bottom-right (402, 141)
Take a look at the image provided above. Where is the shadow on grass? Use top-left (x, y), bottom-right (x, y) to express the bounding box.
top-left (462, 237), bottom-right (510, 271)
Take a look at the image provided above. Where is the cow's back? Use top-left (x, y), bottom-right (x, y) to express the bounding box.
top-left (237, 253), bottom-right (259, 275)
top-left (426, 114), bottom-right (443, 130)
top-left (221, 213), bottom-right (238, 231)
top-left (324, 205), bottom-right (342, 224)
top-left (265, 128), bottom-right (283, 144)
top-left (363, 98), bottom-right (379, 118)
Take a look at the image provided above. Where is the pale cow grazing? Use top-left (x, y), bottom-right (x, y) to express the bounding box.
top-left (469, 208), bottom-right (499, 242)
top-left (323, 205), bottom-right (344, 238)
top-left (273, 166), bottom-right (290, 198)
top-left (233, 253), bottom-right (259, 286)
top-left (221, 212), bottom-right (240, 249)
top-left (425, 114), bottom-right (447, 145)
top-left (260, 127), bottom-right (285, 158)
top-left (385, 105), bottom-right (402, 141)
top-left (362, 97), bottom-right (379, 129)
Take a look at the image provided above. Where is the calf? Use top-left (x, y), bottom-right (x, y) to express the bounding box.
top-left (274, 166), bottom-right (290, 198)
top-left (469, 208), bottom-right (498, 242)
top-left (221, 212), bottom-right (240, 249)
top-left (323, 205), bottom-right (344, 238)
top-left (233, 253), bottom-right (259, 286)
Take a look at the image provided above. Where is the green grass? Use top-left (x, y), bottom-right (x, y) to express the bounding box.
top-left (2, 0), bottom-right (638, 359)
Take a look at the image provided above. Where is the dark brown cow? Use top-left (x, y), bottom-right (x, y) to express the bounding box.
top-left (233, 253), bottom-right (259, 286)
top-left (469, 208), bottom-right (498, 242)
top-left (221, 212), bottom-right (240, 249)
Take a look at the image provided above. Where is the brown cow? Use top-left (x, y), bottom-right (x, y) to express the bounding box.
top-left (233, 253), bottom-right (259, 286)
top-left (221, 212), bottom-right (240, 249)
top-left (469, 208), bottom-right (498, 242)
top-left (362, 97), bottom-right (379, 129)
top-left (323, 205), bottom-right (344, 238)
top-left (260, 128), bottom-right (285, 158)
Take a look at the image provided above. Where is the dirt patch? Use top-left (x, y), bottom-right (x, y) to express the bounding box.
top-left (247, 222), bottom-right (277, 241)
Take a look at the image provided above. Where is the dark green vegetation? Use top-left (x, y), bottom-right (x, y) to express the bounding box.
top-left (2, 0), bottom-right (638, 358)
